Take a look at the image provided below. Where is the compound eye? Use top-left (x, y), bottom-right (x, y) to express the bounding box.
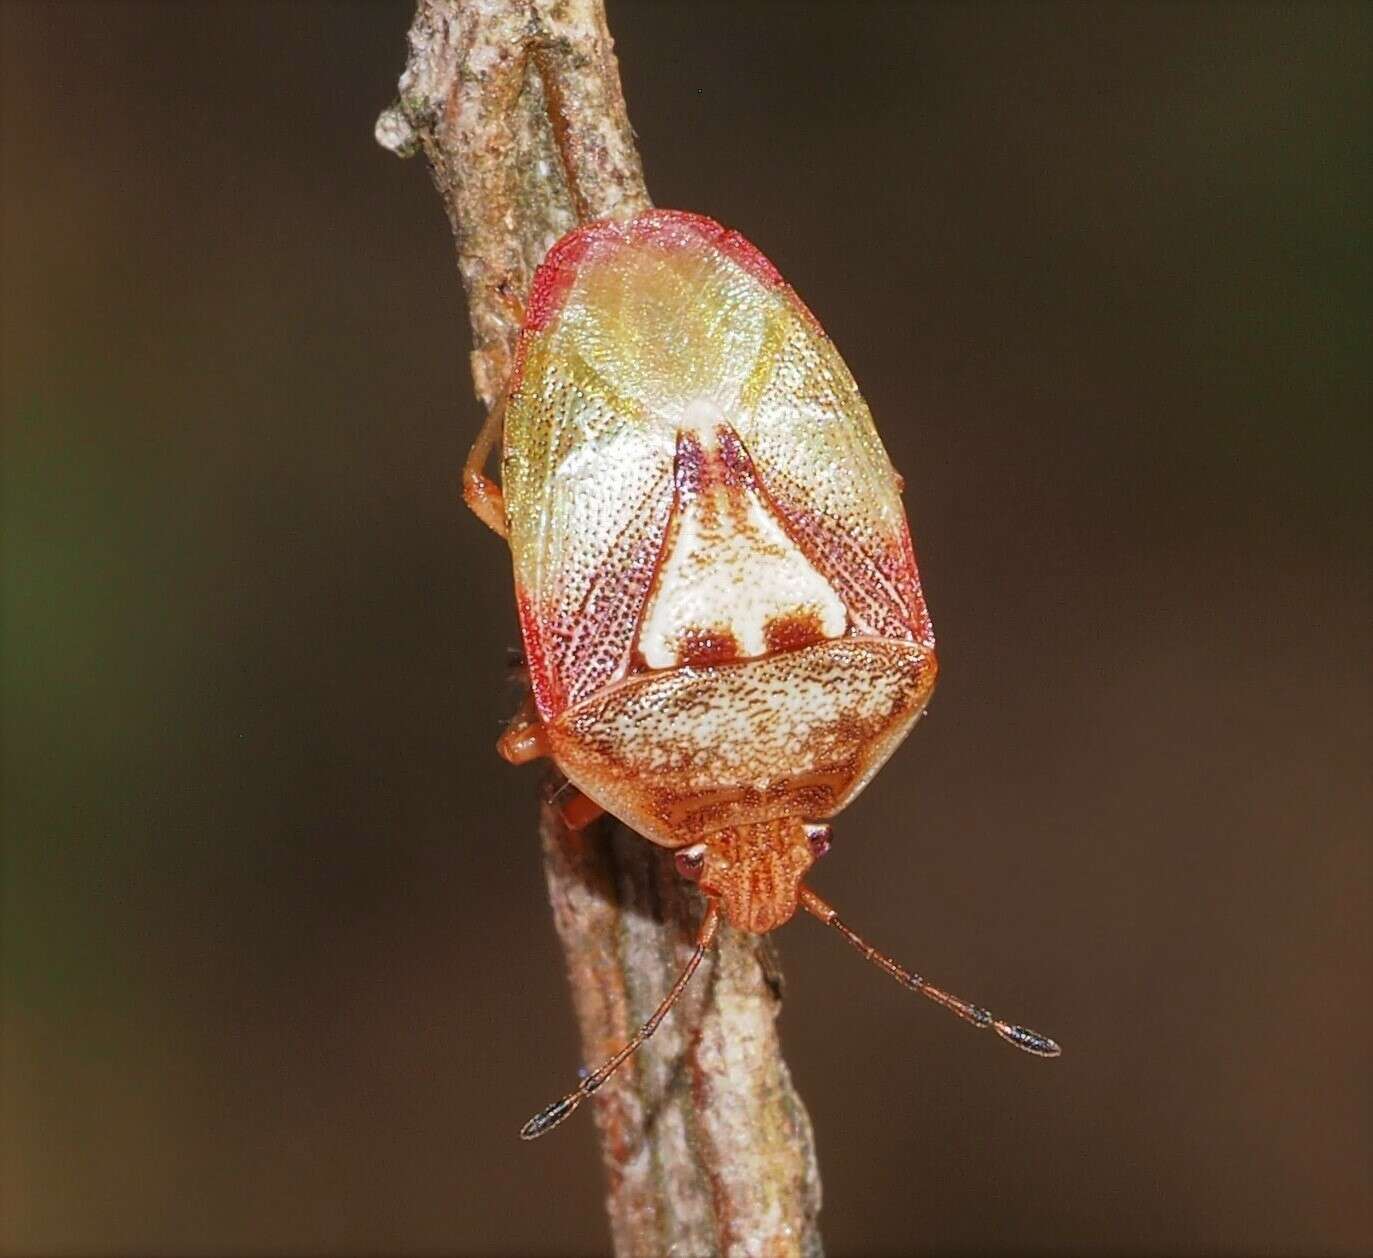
top-left (674, 843), bottom-right (707, 881)
top-left (803, 822), bottom-right (833, 859)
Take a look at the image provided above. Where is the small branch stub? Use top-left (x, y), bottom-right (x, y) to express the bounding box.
top-left (378, 3), bottom-right (824, 1254)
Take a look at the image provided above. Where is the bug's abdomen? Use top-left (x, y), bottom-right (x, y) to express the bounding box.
top-left (547, 638), bottom-right (936, 849)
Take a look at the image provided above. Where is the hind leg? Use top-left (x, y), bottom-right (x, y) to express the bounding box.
top-left (463, 393), bottom-right (508, 538)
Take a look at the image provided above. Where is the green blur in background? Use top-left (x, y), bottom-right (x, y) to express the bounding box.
top-left (2, 2), bottom-right (1369, 1255)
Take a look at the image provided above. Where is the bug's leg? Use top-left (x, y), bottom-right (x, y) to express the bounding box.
top-left (559, 788), bottom-right (605, 830)
top-left (499, 674), bottom-right (605, 823)
top-left (498, 693), bottom-right (604, 825)
top-left (495, 279), bottom-right (526, 326)
top-left (519, 899), bottom-right (721, 1140)
top-left (497, 690), bottom-right (549, 765)
top-left (798, 886), bottom-right (1062, 1058)
top-left (537, 770), bottom-right (607, 830)
top-left (462, 392), bottom-right (508, 539)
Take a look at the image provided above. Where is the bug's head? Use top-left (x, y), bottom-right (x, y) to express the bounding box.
top-left (674, 818), bottom-right (832, 934)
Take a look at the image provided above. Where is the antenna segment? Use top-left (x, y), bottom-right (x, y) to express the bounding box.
top-left (799, 886), bottom-right (1061, 1057)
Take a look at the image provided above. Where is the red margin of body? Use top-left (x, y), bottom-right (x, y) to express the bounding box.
top-left (511, 209), bottom-right (820, 394)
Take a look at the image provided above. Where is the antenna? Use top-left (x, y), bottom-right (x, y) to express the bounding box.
top-left (519, 900), bottom-right (722, 1140)
top-left (798, 886), bottom-right (1061, 1057)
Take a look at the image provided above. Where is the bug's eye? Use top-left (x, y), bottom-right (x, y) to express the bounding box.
top-left (803, 823), bottom-right (833, 860)
top-left (674, 845), bottom-right (706, 881)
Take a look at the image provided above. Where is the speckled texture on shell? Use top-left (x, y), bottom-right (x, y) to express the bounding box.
top-left (502, 210), bottom-right (934, 720)
top-left (548, 638), bottom-right (936, 848)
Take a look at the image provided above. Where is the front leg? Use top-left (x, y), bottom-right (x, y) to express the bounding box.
top-left (497, 689), bottom-right (548, 764)
top-left (497, 661), bottom-right (605, 830)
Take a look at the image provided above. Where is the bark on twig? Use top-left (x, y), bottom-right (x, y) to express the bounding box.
top-left (377, 3), bottom-right (823, 1254)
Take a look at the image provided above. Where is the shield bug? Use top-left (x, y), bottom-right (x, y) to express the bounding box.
top-left (460, 210), bottom-right (1060, 1140)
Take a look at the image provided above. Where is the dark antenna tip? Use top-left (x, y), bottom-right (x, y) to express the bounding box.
top-left (995, 1022), bottom-right (1062, 1057)
top-left (519, 1093), bottom-right (581, 1141)
top-left (798, 886), bottom-right (1062, 1059)
top-left (516, 900), bottom-right (723, 1144)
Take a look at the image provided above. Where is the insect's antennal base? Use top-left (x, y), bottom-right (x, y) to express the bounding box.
top-left (519, 899), bottom-right (722, 1140)
top-left (798, 886), bottom-right (1061, 1058)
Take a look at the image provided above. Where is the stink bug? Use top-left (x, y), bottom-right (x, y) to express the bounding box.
top-left (461, 210), bottom-right (1060, 1140)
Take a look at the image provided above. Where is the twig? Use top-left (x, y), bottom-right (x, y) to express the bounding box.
top-left (377, 3), bottom-right (823, 1254)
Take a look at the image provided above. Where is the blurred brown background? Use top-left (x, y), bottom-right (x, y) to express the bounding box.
top-left (2, 2), bottom-right (1369, 1255)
